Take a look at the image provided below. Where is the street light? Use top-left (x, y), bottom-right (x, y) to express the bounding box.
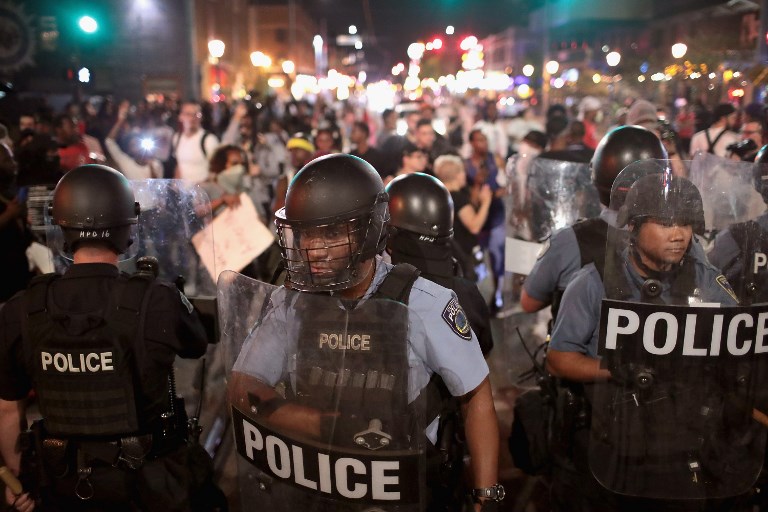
top-left (208, 39), bottom-right (225, 100)
top-left (349, 25), bottom-right (357, 35)
top-left (671, 43), bottom-right (688, 59)
top-left (208, 39), bottom-right (225, 60)
top-left (545, 60), bottom-right (559, 75)
top-left (522, 64), bottom-right (534, 77)
top-left (250, 51), bottom-right (271, 68)
top-left (282, 60), bottom-right (295, 74)
top-left (446, 25), bottom-right (455, 35)
top-left (606, 51), bottom-right (621, 67)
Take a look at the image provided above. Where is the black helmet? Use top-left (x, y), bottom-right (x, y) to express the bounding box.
top-left (274, 153), bottom-right (389, 292)
top-left (50, 164), bottom-right (140, 254)
top-left (385, 173), bottom-right (453, 242)
top-left (591, 125), bottom-right (667, 206)
top-left (753, 144), bottom-right (768, 202)
top-left (617, 173), bottom-right (705, 235)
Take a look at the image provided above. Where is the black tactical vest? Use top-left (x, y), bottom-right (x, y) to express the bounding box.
top-left (722, 220), bottom-right (768, 305)
top-left (291, 264), bottom-right (419, 449)
top-left (22, 273), bottom-right (152, 437)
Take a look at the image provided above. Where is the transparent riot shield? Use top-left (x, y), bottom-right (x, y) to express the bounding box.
top-left (707, 161), bottom-right (768, 306)
top-left (690, 152), bottom-right (767, 239)
top-left (500, 157), bottom-right (600, 388)
top-left (589, 162), bottom-right (766, 500)
top-left (43, 179), bottom-right (216, 295)
top-left (219, 270), bottom-right (427, 511)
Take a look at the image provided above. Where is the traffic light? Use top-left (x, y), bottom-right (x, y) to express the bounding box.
top-left (78, 15), bottom-right (98, 34)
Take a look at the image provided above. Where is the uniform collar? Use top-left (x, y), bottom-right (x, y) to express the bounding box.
top-left (62, 263), bottom-right (120, 279)
top-left (360, 256), bottom-right (392, 301)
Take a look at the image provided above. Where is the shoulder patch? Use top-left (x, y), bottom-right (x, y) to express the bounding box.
top-left (716, 274), bottom-right (738, 303)
top-left (441, 297), bottom-right (472, 340)
top-left (179, 290), bottom-right (194, 314)
top-left (537, 238), bottom-right (551, 259)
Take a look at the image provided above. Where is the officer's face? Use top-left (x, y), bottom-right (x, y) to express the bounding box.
top-left (292, 220), bottom-right (362, 278)
top-left (632, 219), bottom-right (693, 272)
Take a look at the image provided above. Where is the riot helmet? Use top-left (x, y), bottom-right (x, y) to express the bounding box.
top-left (274, 153), bottom-right (389, 292)
top-left (385, 172), bottom-right (453, 243)
top-left (618, 173), bottom-right (705, 235)
top-left (591, 125), bottom-right (667, 207)
top-left (50, 164), bottom-right (140, 254)
top-left (753, 144), bottom-right (768, 202)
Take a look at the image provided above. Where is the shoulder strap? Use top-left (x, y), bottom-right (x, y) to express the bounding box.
top-left (372, 263), bottom-right (421, 305)
top-left (171, 132), bottom-right (181, 155)
top-left (572, 218), bottom-right (609, 271)
top-left (24, 274), bottom-right (60, 316)
top-left (200, 131), bottom-right (211, 157)
top-left (706, 128), bottom-right (726, 154)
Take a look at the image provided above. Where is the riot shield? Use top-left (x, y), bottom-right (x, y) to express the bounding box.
top-left (690, 152), bottom-right (766, 238)
top-left (43, 179), bottom-right (216, 295)
top-left (589, 162), bottom-right (766, 500)
top-left (706, 160), bottom-right (768, 306)
top-left (220, 270), bottom-right (427, 511)
top-left (500, 157), bottom-right (600, 389)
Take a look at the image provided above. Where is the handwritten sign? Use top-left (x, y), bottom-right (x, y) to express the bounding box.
top-left (192, 193), bottom-right (275, 281)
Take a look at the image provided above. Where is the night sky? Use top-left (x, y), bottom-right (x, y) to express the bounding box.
top-left (305, 0), bottom-right (538, 74)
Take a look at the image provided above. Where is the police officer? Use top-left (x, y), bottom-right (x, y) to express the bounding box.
top-left (385, 171), bottom-right (493, 356)
top-left (385, 171), bottom-right (494, 510)
top-left (521, 125), bottom-right (667, 316)
top-left (547, 173), bottom-right (738, 511)
top-left (708, 144), bottom-right (768, 305)
top-left (0, 165), bottom-right (211, 511)
top-left (230, 154), bottom-right (502, 510)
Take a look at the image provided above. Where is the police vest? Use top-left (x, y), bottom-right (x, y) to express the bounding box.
top-left (550, 217), bottom-right (610, 320)
top-left (598, 247), bottom-right (698, 305)
top-left (291, 264), bottom-right (420, 449)
top-left (22, 273), bottom-right (154, 437)
top-left (721, 220), bottom-right (768, 305)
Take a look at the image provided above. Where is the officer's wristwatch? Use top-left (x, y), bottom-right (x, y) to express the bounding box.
top-left (470, 483), bottom-right (505, 503)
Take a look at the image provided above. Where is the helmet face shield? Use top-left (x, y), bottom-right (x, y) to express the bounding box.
top-left (277, 215), bottom-right (373, 291)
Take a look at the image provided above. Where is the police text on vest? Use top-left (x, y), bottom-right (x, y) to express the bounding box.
top-left (319, 333), bottom-right (371, 351)
top-left (40, 351), bottom-right (115, 372)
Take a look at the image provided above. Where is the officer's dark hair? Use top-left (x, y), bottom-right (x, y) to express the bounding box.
top-left (386, 172), bottom-right (454, 243)
top-left (591, 125), bottom-right (668, 207)
top-left (617, 173), bottom-right (705, 236)
top-left (382, 108), bottom-right (396, 121)
top-left (353, 121), bottom-right (370, 138)
top-left (50, 164), bottom-right (140, 254)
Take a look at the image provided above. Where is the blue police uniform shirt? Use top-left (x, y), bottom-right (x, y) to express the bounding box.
top-left (708, 211), bottom-right (768, 271)
top-left (550, 250), bottom-right (738, 358)
top-left (523, 208), bottom-right (618, 302)
top-left (233, 256), bottom-right (489, 438)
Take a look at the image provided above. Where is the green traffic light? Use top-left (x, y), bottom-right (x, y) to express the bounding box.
top-left (78, 16), bottom-right (98, 34)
